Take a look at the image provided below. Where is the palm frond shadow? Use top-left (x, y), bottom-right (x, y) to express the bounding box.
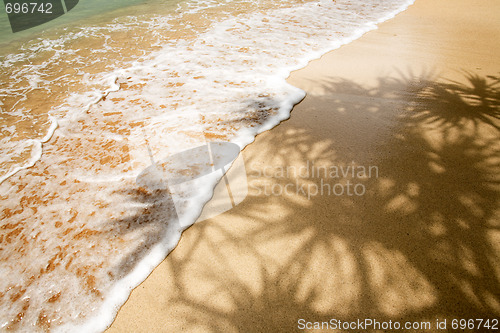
top-left (406, 72), bottom-right (500, 131)
top-left (109, 72), bottom-right (499, 332)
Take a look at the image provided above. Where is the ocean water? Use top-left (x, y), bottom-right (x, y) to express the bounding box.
top-left (0, 0), bottom-right (414, 331)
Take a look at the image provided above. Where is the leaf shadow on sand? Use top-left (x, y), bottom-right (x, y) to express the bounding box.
top-left (108, 72), bottom-right (499, 332)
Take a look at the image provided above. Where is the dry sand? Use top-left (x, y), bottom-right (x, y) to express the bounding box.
top-left (107, 0), bottom-right (500, 331)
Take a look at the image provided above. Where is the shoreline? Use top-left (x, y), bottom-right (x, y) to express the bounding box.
top-left (1, 1), bottom-right (424, 331)
top-left (107, 0), bottom-right (500, 331)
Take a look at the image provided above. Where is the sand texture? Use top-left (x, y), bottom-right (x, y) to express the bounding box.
top-left (107, 0), bottom-right (500, 331)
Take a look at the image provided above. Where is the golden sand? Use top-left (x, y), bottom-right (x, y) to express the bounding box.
top-left (107, 0), bottom-right (500, 331)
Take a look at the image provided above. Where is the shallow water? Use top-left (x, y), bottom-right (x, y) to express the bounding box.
top-left (0, 0), bottom-right (414, 331)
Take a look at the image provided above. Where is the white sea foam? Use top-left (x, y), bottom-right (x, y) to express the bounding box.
top-left (0, 0), bottom-right (414, 331)
top-left (0, 116), bottom-right (57, 184)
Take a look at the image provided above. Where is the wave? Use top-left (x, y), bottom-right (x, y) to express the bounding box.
top-left (0, 0), bottom-right (414, 331)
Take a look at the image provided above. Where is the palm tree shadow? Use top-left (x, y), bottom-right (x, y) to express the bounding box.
top-left (404, 72), bottom-right (500, 134)
top-left (106, 72), bottom-right (499, 332)
top-left (140, 71), bottom-right (500, 332)
top-left (104, 186), bottom-right (181, 281)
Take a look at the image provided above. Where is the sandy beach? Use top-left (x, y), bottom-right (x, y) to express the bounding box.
top-left (107, 0), bottom-right (500, 331)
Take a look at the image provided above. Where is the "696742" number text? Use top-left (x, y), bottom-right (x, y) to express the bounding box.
top-left (5, 2), bottom-right (53, 14)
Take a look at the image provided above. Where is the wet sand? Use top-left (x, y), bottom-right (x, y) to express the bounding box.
top-left (107, 0), bottom-right (500, 331)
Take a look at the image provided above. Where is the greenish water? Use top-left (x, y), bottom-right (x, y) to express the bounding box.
top-left (0, 0), bottom-right (165, 49)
